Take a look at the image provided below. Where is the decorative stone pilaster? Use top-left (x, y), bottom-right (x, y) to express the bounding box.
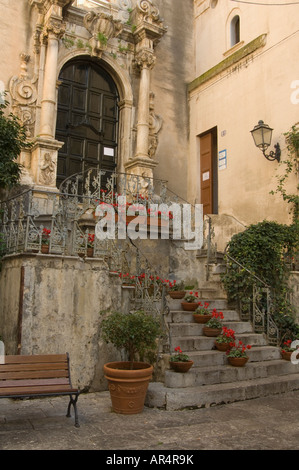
top-left (125, 0), bottom-right (166, 179)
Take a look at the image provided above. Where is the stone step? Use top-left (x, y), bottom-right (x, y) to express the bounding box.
top-left (169, 320), bottom-right (254, 337)
top-left (167, 298), bottom-right (229, 311)
top-left (146, 374), bottom-right (299, 411)
top-left (170, 332), bottom-right (267, 352)
top-left (165, 358), bottom-right (298, 388)
top-left (168, 309), bottom-right (240, 323)
top-left (179, 346), bottom-right (281, 367)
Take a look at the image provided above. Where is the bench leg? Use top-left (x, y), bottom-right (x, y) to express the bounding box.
top-left (67, 393), bottom-right (80, 427)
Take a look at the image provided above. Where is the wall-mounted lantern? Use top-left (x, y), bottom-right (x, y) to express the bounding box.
top-left (250, 120), bottom-right (281, 162)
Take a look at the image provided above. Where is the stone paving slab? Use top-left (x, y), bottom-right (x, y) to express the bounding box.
top-left (0, 390), bottom-right (299, 451)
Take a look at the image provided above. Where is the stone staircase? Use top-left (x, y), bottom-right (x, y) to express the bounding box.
top-left (146, 284), bottom-right (299, 411)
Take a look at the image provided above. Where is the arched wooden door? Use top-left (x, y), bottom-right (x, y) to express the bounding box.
top-left (55, 58), bottom-right (119, 188)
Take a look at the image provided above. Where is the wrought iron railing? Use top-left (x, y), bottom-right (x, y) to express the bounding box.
top-left (223, 250), bottom-right (279, 346)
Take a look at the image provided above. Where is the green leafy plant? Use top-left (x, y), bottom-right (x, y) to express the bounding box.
top-left (226, 340), bottom-right (252, 358)
top-left (167, 279), bottom-right (185, 292)
top-left (281, 339), bottom-right (299, 353)
top-left (0, 96), bottom-right (32, 190)
top-left (100, 310), bottom-right (161, 366)
top-left (183, 291), bottom-right (199, 303)
top-left (205, 310), bottom-right (224, 329)
top-left (215, 327), bottom-right (235, 344)
top-left (169, 346), bottom-right (190, 363)
top-left (270, 123), bottom-right (299, 223)
top-left (194, 301), bottom-right (210, 315)
top-left (221, 220), bottom-right (299, 343)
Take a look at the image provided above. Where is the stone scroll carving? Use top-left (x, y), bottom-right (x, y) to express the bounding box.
top-left (83, 11), bottom-right (123, 57)
top-left (9, 53), bottom-right (38, 138)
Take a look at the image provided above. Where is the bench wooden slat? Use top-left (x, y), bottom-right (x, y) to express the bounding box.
top-left (0, 363), bottom-right (68, 373)
top-left (0, 370), bottom-right (69, 380)
top-left (3, 354), bottom-right (68, 364)
top-left (0, 384), bottom-right (78, 396)
top-left (0, 378), bottom-right (70, 388)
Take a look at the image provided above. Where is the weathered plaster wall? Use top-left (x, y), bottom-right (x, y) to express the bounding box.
top-left (0, 254), bottom-right (122, 390)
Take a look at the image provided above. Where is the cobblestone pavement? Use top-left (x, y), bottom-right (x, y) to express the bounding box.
top-left (1, 390), bottom-right (299, 452)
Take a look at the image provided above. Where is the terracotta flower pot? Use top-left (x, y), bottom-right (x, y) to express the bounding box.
top-left (87, 247), bottom-right (94, 257)
top-left (103, 361), bottom-right (153, 414)
top-left (203, 326), bottom-right (222, 337)
top-left (41, 244), bottom-right (49, 254)
top-left (215, 341), bottom-right (230, 351)
top-left (281, 351), bottom-right (292, 361)
top-left (181, 302), bottom-right (198, 311)
top-left (227, 356), bottom-right (248, 367)
top-left (193, 314), bottom-right (212, 324)
top-left (169, 291), bottom-right (185, 299)
top-left (169, 360), bottom-right (193, 373)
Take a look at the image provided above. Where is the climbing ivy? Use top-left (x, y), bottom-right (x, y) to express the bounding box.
top-left (270, 123), bottom-right (299, 224)
top-left (221, 221), bottom-right (299, 343)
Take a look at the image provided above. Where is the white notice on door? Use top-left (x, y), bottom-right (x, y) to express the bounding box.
top-left (202, 171), bottom-right (210, 181)
top-left (104, 147), bottom-right (114, 157)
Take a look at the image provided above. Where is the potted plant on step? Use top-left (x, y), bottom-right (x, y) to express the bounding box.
top-left (226, 340), bottom-right (252, 366)
top-left (167, 280), bottom-right (185, 299)
top-left (281, 339), bottom-right (299, 361)
top-left (169, 346), bottom-right (193, 373)
top-left (193, 301), bottom-right (212, 323)
top-left (41, 227), bottom-right (51, 254)
top-left (101, 310), bottom-right (161, 414)
top-left (181, 291), bottom-right (200, 311)
top-left (214, 327), bottom-right (236, 351)
top-left (203, 309), bottom-right (224, 336)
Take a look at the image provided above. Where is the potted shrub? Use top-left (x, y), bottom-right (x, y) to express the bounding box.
top-left (226, 340), bottom-right (252, 366)
top-left (167, 279), bottom-right (185, 299)
top-left (203, 309), bottom-right (224, 336)
top-left (214, 327), bottom-right (235, 351)
top-left (169, 346), bottom-right (193, 373)
top-left (181, 291), bottom-right (200, 311)
top-left (101, 310), bottom-right (161, 414)
top-left (193, 301), bottom-right (212, 323)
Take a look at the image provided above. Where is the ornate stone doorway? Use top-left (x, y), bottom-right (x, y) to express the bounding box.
top-left (55, 57), bottom-right (119, 188)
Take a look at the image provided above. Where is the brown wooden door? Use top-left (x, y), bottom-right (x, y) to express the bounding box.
top-left (200, 133), bottom-right (213, 216)
top-left (55, 59), bottom-right (119, 188)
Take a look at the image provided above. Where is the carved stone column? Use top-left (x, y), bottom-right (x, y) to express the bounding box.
top-left (124, 0), bottom-right (167, 179)
top-left (40, 20), bottom-right (66, 138)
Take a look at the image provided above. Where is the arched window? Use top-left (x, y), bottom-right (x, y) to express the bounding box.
top-left (230, 15), bottom-right (240, 47)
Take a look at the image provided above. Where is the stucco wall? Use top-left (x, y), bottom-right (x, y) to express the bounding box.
top-left (0, 254), bottom-right (122, 390)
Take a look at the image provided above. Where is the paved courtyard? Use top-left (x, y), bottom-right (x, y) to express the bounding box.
top-left (1, 389), bottom-right (299, 452)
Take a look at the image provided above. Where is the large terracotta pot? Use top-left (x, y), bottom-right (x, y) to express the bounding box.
top-left (203, 327), bottom-right (222, 337)
top-left (181, 302), bottom-right (198, 311)
top-left (227, 356), bottom-right (248, 367)
top-left (103, 361), bottom-right (153, 414)
top-left (169, 360), bottom-right (193, 373)
top-left (193, 314), bottom-right (212, 324)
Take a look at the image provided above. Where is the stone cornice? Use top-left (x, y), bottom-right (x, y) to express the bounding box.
top-left (188, 34), bottom-right (267, 94)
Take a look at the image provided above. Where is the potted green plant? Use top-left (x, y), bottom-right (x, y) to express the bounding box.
top-left (167, 279), bottom-right (185, 299)
top-left (193, 301), bottom-right (212, 323)
top-left (203, 309), bottom-right (224, 336)
top-left (101, 310), bottom-right (161, 414)
top-left (226, 340), bottom-right (252, 366)
top-left (214, 327), bottom-right (235, 351)
top-left (169, 346), bottom-right (193, 373)
top-left (181, 291), bottom-right (200, 311)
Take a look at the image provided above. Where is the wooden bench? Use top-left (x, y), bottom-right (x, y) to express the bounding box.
top-left (0, 353), bottom-right (80, 427)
